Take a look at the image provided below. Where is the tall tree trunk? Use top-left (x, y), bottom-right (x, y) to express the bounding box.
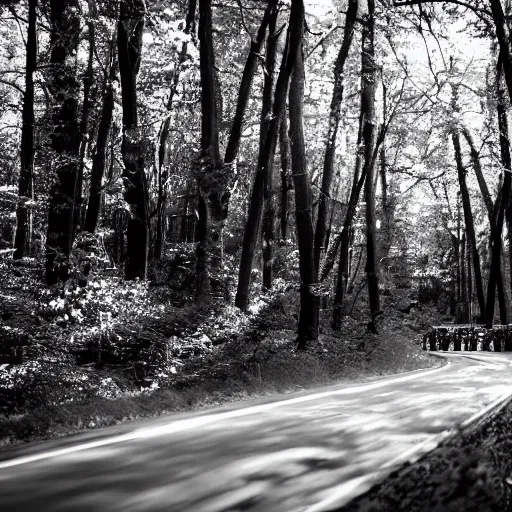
top-left (333, 3), bottom-right (380, 329)
top-left (235, 2), bottom-right (295, 310)
top-left (462, 128), bottom-right (494, 215)
top-left (261, 4), bottom-right (279, 290)
top-left (325, 168), bottom-right (342, 250)
top-left (456, 192), bottom-right (461, 307)
top-left (467, 232), bottom-right (472, 321)
top-left (180, 181), bottom-right (192, 242)
top-left (462, 126), bottom-right (507, 323)
top-left (154, 165), bottom-right (166, 259)
top-left (195, 0), bottom-right (224, 298)
top-left (489, 3), bottom-right (512, 313)
top-left (224, 1), bottom-right (274, 166)
top-left (279, 112), bottom-right (292, 240)
top-left (452, 129), bottom-right (486, 320)
top-left (195, 0), bottom-right (226, 298)
top-left (490, 0), bottom-right (512, 102)
top-left (154, 118), bottom-right (168, 259)
top-left (288, 0), bottom-right (318, 348)
top-left (379, 83), bottom-right (394, 260)
top-left (282, 0), bottom-right (320, 350)
top-left (84, 44), bottom-right (115, 233)
top-left (199, 0), bottom-right (275, 293)
top-left (45, 0), bottom-right (81, 284)
top-left (347, 245), bottom-right (363, 294)
top-left (313, 0), bottom-right (358, 272)
top-left (14, 0), bottom-right (37, 260)
top-left (486, 64), bottom-right (511, 325)
top-left (380, 143), bottom-right (392, 257)
top-left (460, 232), bottom-right (467, 324)
top-left (118, 0), bottom-right (148, 280)
top-left (360, 0), bottom-right (380, 331)
top-left (321, 110), bottom-right (364, 284)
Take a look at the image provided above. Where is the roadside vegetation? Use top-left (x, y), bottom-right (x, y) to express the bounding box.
top-left (1, 0), bottom-right (512, 446)
top-left (0, 251), bottom-right (441, 445)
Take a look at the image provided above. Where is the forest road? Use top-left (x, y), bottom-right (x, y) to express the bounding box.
top-left (1, 352), bottom-right (512, 512)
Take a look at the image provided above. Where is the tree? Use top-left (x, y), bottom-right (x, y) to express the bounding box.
top-left (451, 105), bottom-right (486, 319)
top-left (84, 38), bottom-right (116, 234)
top-left (117, 0), bottom-right (148, 280)
top-left (13, 0), bottom-right (36, 260)
top-left (235, 0), bottom-right (295, 310)
top-left (313, 0), bottom-right (359, 273)
top-left (279, 112), bottom-right (292, 240)
top-left (288, 0), bottom-right (319, 348)
top-left (362, 0), bottom-right (381, 332)
top-left (195, 0), bottom-right (225, 298)
top-left (76, 0), bottom-right (97, 232)
top-left (331, 116), bottom-right (366, 328)
top-left (485, 58), bottom-right (511, 325)
top-left (45, 0), bottom-right (81, 284)
top-left (332, 0), bottom-right (381, 329)
top-left (262, 2), bottom-right (279, 290)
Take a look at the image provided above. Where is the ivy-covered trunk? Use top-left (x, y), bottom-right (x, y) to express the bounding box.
top-left (14, 0), bottom-right (37, 260)
top-left (84, 43), bottom-right (115, 234)
top-left (195, 0), bottom-right (224, 299)
top-left (118, 0), bottom-right (149, 280)
top-left (289, 0), bottom-right (319, 348)
top-left (313, 0), bottom-right (358, 273)
top-left (45, 0), bottom-right (81, 284)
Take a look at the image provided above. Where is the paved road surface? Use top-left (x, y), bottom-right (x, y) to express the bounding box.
top-left (1, 352), bottom-right (512, 512)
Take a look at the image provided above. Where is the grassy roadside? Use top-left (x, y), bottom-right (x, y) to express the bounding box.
top-left (0, 255), bottom-right (444, 447)
top-left (0, 324), bottom-right (442, 446)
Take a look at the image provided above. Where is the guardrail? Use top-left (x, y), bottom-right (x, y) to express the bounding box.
top-left (422, 324), bottom-right (512, 352)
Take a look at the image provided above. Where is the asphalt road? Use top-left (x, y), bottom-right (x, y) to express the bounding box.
top-left (1, 352), bottom-right (512, 512)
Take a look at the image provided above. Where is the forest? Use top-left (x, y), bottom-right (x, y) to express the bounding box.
top-left (0, 0), bottom-right (511, 441)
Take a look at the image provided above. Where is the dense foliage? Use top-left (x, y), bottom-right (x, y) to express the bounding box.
top-left (1, 0), bottom-right (512, 428)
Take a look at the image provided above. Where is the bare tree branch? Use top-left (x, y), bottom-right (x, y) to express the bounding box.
top-left (393, 0), bottom-right (492, 20)
top-left (0, 78), bottom-right (24, 96)
top-left (306, 23), bottom-right (341, 59)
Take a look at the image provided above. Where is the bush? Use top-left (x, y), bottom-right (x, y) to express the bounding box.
top-left (0, 361), bottom-right (95, 415)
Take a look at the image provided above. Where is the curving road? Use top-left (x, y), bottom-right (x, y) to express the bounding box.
top-left (1, 352), bottom-right (512, 512)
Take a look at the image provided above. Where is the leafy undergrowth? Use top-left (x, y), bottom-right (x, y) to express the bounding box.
top-left (0, 253), bottom-right (442, 446)
top-left (337, 400), bottom-right (512, 512)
